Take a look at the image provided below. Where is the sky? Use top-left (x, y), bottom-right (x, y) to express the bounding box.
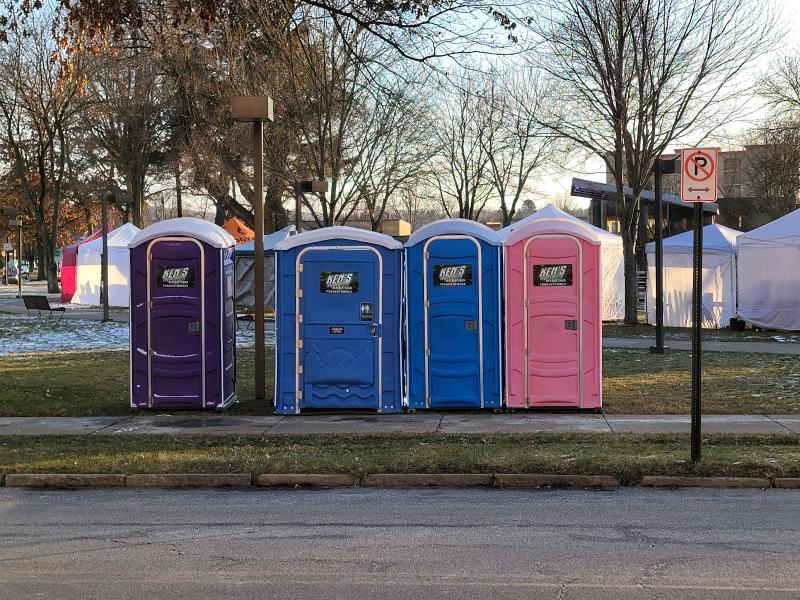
top-left (538, 0), bottom-right (800, 207)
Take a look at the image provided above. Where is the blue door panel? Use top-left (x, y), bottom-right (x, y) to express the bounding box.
top-left (406, 237), bottom-right (501, 409)
top-left (300, 250), bottom-right (379, 410)
top-left (426, 239), bottom-right (482, 407)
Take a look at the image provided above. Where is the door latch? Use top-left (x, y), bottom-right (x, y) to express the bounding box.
top-left (465, 320), bottom-right (478, 331)
top-left (564, 320), bottom-right (578, 331)
top-left (370, 325), bottom-right (381, 338)
top-left (187, 321), bottom-right (200, 333)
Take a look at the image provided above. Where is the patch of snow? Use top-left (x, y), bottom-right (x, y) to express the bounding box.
top-left (0, 314), bottom-right (274, 355)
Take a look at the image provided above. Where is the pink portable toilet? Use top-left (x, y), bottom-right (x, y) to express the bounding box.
top-left (500, 205), bottom-right (602, 410)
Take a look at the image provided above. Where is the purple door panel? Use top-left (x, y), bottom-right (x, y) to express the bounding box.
top-left (148, 239), bottom-right (204, 408)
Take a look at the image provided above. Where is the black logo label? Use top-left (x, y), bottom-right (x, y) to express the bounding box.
top-left (156, 266), bottom-right (195, 288)
top-left (433, 264), bottom-right (472, 286)
top-left (320, 272), bottom-right (359, 294)
top-left (360, 302), bottom-right (374, 322)
top-left (329, 326), bottom-right (345, 334)
top-left (533, 264), bottom-right (573, 287)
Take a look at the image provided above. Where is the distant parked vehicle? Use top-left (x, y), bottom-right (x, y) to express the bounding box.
top-left (5, 259), bottom-right (29, 283)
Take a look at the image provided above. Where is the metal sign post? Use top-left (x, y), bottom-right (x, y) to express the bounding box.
top-left (680, 148), bottom-right (719, 462)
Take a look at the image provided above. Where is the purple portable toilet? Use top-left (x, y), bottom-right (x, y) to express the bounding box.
top-left (129, 218), bottom-right (237, 410)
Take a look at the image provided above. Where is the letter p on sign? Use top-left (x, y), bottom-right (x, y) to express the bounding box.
top-left (681, 148), bottom-right (718, 203)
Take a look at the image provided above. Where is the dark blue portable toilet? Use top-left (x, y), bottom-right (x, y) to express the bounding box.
top-left (129, 218), bottom-right (237, 410)
top-left (274, 226), bottom-right (403, 414)
top-left (405, 219), bottom-right (502, 410)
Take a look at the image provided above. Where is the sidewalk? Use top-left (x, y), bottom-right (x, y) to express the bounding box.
top-left (604, 337), bottom-right (800, 355)
top-left (1, 413), bottom-right (798, 436)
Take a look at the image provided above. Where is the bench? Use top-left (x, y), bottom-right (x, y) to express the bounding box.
top-left (23, 295), bottom-right (66, 321)
top-left (236, 311), bottom-right (254, 331)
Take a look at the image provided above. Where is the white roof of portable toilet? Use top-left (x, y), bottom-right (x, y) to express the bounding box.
top-left (498, 204), bottom-right (621, 247)
top-left (274, 225), bottom-right (403, 250)
top-left (129, 217), bottom-right (236, 249)
top-left (406, 218), bottom-right (501, 246)
top-left (645, 223), bottom-right (741, 255)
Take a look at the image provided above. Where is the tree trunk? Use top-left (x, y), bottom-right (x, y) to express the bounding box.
top-left (36, 242), bottom-right (47, 281)
top-left (621, 219), bottom-right (639, 325)
top-left (214, 200), bottom-right (225, 225)
top-left (175, 164), bottom-right (183, 218)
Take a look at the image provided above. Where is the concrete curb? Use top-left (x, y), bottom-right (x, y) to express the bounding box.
top-left (494, 474), bottom-right (618, 489)
top-left (0, 473), bottom-right (794, 490)
top-left (255, 473), bottom-right (360, 487)
top-left (4, 474), bottom-right (126, 488)
top-left (639, 476), bottom-right (772, 489)
top-left (362, 473), bottom-right (492, 487)
top-left (773, 478), bottom-right (800, 489)
top-left (125, 474), bottom-right (252, 488)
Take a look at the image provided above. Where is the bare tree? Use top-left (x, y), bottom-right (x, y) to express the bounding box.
top-left (431, 76), bottom-right (493, 220)
top-left (482, 68), bottom-right (560, 226)
top-left (83, 34), bottom-right (171, 227)
top-left (342, 83), bottom-right (436, 231)
top-left (759, 54), bottom-right (800, 112)
top-left (526, 0), bottom-right (777, 323)
top-left (0, 20), bottom-right (86, 292)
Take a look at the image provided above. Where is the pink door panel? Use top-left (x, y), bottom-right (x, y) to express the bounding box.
top-left (526, 236), bottom-right (581, 407)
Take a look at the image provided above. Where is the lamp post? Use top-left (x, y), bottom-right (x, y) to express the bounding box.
top-left (1, 207), bottom-right (19, 289)
top-left (101, 190), bottom-right (133, 322)
top-left (10, 218), bottom-right (22, 298)
top-left (232, 96), bottom-right (274, 401)
top-left (650, 158), bottom-right (676, 354)
top-left (294, 179), bottom-right (328, 232)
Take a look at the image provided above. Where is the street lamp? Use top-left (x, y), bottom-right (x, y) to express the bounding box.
top-left (101, 190), bottom-right (133, 322)
top-left (294, 179), bottom-right (328, 232)
top-left (231, 95), bottom-right (274, 401)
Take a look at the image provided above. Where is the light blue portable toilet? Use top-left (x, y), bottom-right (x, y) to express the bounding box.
top-left (274, 227), bottom-right (403, 414)
top-left (405, 219), bottom-right (502, 410)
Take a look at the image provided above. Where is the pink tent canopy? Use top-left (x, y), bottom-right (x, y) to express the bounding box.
top-left (60, 229), bottom-right (105, 303)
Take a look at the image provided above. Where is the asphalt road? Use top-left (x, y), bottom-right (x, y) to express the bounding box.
top-left (1, 487), bottom-right (799, 599)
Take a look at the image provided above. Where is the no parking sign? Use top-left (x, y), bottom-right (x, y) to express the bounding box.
top-left (681, 148), bottom-right (718, 203)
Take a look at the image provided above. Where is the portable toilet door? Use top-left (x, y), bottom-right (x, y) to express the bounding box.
top-left (499, 207), bottom-right (602, 410)
top-left (274, 226), bottom-right (403, 414)
top-left (129, 218), bottom-right (237, 410)
top-left (405, 219), bottom-right (502, 410)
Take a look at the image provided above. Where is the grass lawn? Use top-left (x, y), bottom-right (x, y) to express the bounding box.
top-left (605, 323), bottom-right (800, 344)
top-left (603, 349), bottom-right (800, 414)
top-left (0, 348), bottom-right (274, 417)
top-left (1, 433), bottom-right (798, 483)
top-left (1, 346), bottom-right (799, 416)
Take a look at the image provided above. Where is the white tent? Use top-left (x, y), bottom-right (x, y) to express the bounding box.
top-left (72, 223), bottom-right (141, 307)
top-left (737, 208), bottom-right (800, 331)
top-left (500, 204), bottom-right (625, 320)
top-left (645, 224), bottom-right (741, 329)
top-left (234, 225), bottom-right (296, 310)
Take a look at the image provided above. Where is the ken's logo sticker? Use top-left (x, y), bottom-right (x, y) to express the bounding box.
top-left (433, 264), bottom-right (472, 286)
top-left (533, 264), bottom-right (573, 287)
top-left (156, 266), bottom-right (195, 288)
top-left (320, 271), bottom-right (359, 294)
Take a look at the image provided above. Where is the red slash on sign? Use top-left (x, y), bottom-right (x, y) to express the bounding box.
top-left (681, 148), bottom-right (718, 203)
